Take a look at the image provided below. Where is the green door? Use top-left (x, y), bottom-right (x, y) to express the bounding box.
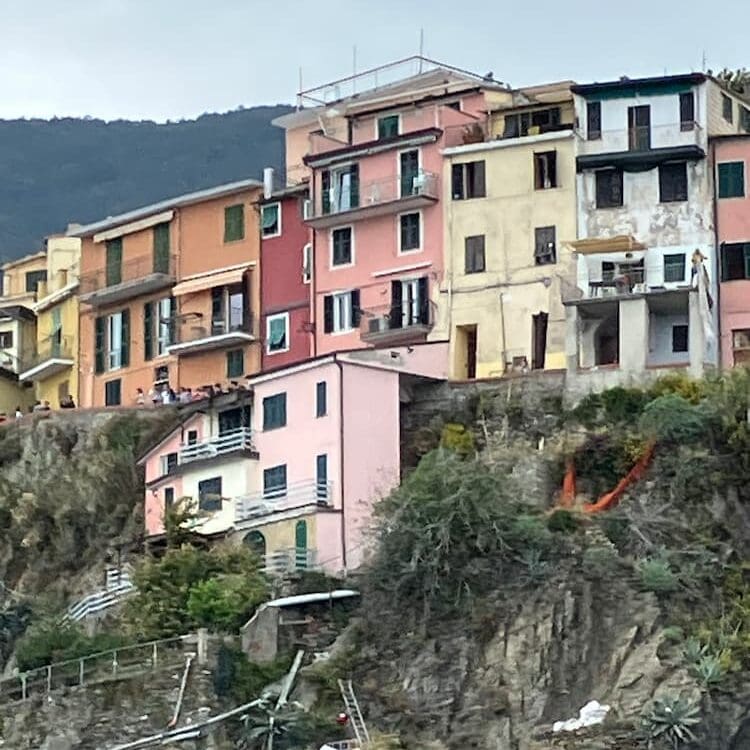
top-left (295, 521), bottom-right (308, 569)
top-left (153, 223), bottom-right (170, 274)
top-left (106, 238), bottom-right (123, 286)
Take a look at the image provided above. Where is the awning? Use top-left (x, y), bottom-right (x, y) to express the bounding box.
top-left (172, 266), bottom-right (251, 296)
top-left (568, 235), bottom-right (647, 255)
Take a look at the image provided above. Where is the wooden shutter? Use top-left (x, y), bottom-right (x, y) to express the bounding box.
top-left (390, 281), bottom-right (403, 329)
top-left (349, 164), bottom-right (359, 208)
top-left (587, 101), bottom-right (601, 139)
top-left (121, 309), bottom-right (130, 368)
top-left (321, 170), bottom-right (331, 214)
top-left (143, 301), bottom-right (154, 361)
top-left (417, 277), bottom-right (429, 324)
top-left (106, 239), bottom-right (122, 286)
top-left (323, 295), bottom-right (334, 333)
top-left (472, 161), bottom-right (486, 197)
top-left (451, 164), bottom-right (464, 199)
top-left (153, 223), bottom-right (170, 273)
top-left (350, 289), bottom-right (361, 327)
top-left (95, 316), bottom-right (105, 374)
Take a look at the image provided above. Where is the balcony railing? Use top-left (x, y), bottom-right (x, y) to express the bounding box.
top-left (307, 171), bottom-right (438, 228)
top-left (235, 480), bottom-right (333, 523)
top-left (178, 427), bottom-right (255, 464)
top-left (79, 254), bottom-right (176, 306)
top-left (360, 300), bottom-right (435, 345)
top-left (168, 316), bottom-right (256, 356)
top-left (577, 122), bottom-right (703, 157)
top-left (262, 547), bottom-right (318, 575)
top-left (19, 334), bottom-right (75, 381)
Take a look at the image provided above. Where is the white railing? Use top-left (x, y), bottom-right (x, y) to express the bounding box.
top-left (323, 742), bottom-right (361, 750)
top-left (262, 548), bottom-right (318, 576)
top-left (0, 635), bottom-right (188, 704)
top-left (235, 480), bottom-right (333, 523)
top-left (64, 568), bottom-right (135, 623)
top-left (576, 122), bottom-right (703, 155)
top-left (178, 427), bottom-right (254, 464)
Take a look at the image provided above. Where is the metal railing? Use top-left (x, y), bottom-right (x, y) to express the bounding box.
top-left (178, 427), bottom-right (254, 463)
top-left (0, 635), bottom-right (187, 704)
top-left (235, 480), bottom-right (333, 523)
top-left (583, 267), bottom-right (649, 298)
top-left (577, 122), bottom-right (703, 155)
top-left (22, 334), bottom-right (74, 371)
top-left (360, 299), bottom-right (435, 340)
top-left (313, 171), bottom-right (438, 219)
top-left (262, 548), bottom-right (317, 575)
top-left (64, 568), bottom-right (135, 623)
top-left (79, 254), bottom-right (176, 296)
top-left (172, 315), bottom-right (255, 345)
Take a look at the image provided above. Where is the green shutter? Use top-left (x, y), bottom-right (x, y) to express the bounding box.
top-left (95, 316), bottom-right (105, 374)
top-left (226, 349), bottom-right (244, 378)
top-left (153, 224), bottom-right (170, 273)
top-left (349, 164), bottom-right (359, 208)
top-left (121, 309), bottom-right (130, 367)
top-left (719, 162), bottom-right (745, 199)
top-left (321, 171), bottom-right (331, 215)
top-left (106, 239), bottom-right (122, 286)
top-left (224, 205), bottom-right (245, 242)
top-left (144, 301), bottom-right (154, 361)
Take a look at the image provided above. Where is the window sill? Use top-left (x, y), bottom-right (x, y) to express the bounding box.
top-left (330, 263), bottom-right (355, 270)
top-left (398, 248), bottom-right (423, 256)
top-left (262, 231), bottom-right (282, 240)
top-left (223, 237), bottom-right (246, 244)
top-left (262, 424), bottom-right (287, 432)
top-left (330, 328), bottom-right (355, 336)
top-left (266, 347), bottom-right (291, 356)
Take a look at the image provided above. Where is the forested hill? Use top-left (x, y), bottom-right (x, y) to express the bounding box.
top-left (0, 104), bottom-right (293, 260)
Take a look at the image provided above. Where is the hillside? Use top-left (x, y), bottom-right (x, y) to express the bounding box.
top-left (0, 105), bottom-right (293, 260)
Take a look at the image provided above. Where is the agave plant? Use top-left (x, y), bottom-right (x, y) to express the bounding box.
top-left (681, 637), bottom-right (707, 665)
top-left (239, 698), bottom-right (307, 750)
top-left (644, 694), bottom-right (701, 748)
top-left (689, 654), bottom-right (726, 688)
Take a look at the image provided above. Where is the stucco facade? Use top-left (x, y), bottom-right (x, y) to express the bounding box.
top-left (440, 83), bottom-right (577, 379)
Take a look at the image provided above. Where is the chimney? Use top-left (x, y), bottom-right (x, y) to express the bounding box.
top-left (263, 168), bottom-right (274, 200)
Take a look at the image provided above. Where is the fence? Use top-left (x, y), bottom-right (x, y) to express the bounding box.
top-left (0, 635), bottom-right (189, 705)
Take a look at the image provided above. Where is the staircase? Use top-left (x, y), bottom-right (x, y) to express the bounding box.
top-left (338, 679), bottom-right (370, 746)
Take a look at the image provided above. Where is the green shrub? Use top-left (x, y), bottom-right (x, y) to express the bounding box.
top-left (661, 626), bottom-right (685, 643)
top-left (213, 644), bottom-right (290, 702)
top-left (187, 573), bottom-right (267, 632)
top-left (637, 557), bottom-right (680, 595)
top-left (582, 546), bottom-right (621, 580)
top-left (649, 373), bottom-right (706, 405)
top-left (638, 394), bottom-right (707, 444)
top-left (570, 393), bottom-right (602, 427)
top-left (689, 654), bottom-right (727, 688)
top-left (600, 386), bottom-right (649, 423)
top-left (546, 509), bottom-right (579, 534)
top-left (440, 423), bottom-right (475, 456)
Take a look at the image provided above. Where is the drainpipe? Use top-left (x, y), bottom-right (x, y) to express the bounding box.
top-left (710, 139), bottom-right (723, 371)
top-left (334, 356), bottom-right (347, 572)
top-left (310, 176), bottom-right (318, 359)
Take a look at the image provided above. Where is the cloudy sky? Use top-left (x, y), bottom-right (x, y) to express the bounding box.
top-left (0, 0), bottom-right (746, 121)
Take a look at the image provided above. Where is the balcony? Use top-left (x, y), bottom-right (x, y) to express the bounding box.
top-left (19, 335), bottom-right (75, 382)
top-left (262, 547), bottom-right (318, 575)
top-left (168, 317), bottom-right (255, 356)
top-left (306, 171), bottom-right (438, 229)
top-left (79, 254), bottom-right (176, 307)
top-left (359, 300), bottom-right (435, 346)
top-left (178, 427), bottom-right (257, 465)
top-left (235, 480), bottom-right (333, 524)
top-left (576, 123), bottom-right (705, 171)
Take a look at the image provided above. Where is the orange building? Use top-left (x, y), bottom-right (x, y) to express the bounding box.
top-left (73, 180), bottom-right (263, 407)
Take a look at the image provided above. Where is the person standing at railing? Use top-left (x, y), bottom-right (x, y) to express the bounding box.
top-left (60, 394), bottom-right (75, 409)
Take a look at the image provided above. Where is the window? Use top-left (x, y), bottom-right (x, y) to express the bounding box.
top-left (198, 477), bottom-right (223, 512)
top-left (224, 204), bottom-right (245, 242)
top-left (263, 465), bottom-right (287, 499)
top-left (627, 105), bottom-right (651, 150)
top-left (261, 203), bottom-right (281, 238)
top-left (323, 290), bottom-right (360, 333)
top-left (391, 277), bottom-right (429, 327)
top-left (534, 226), bottom-right (556, 265)
top-left (534, 151), bottom-right (557, 189)
top-left (0, 331), bottom-right (13, 349)
top-left (378, 114), bottom-right (400, 139)
top-left (672, 325), bottom-right (689, 353)
top-left (153, 223), bottom-right (170, 273)
top-left (742, 107), bottom-right (750, 133)
top-left (316, 381), bottom-right (327, 417)
top-left (451, 161), bottom-right (486, 200)
top-left (187, 430), bottom-right (198, 445)
top-left (154, 364), bottom-right (169, 384)
top-left (104, 379), bottom-right (121, 406)
top-left (226, 348), bottom-right (244, 378)
top-left (211, 283), bottom-right (247, 334)
top-left (142, 297), bottom-right (174, 360)
top-left (595, 168), bottom-right (624, 208)
top-left (302, 244), bottom-right (312, 284)
top-left (321, 165), bottom-right (359, 214)
top-left (263, 393), bottom-right (287, 430)
top-left (663, 253), bottom-right (686, 283)
top-left (266, 313), bottom-right (289, 354)
top-left (587, 101), bottom-right (601, 140)
top-left (399, 213), bottom-right (421, 252)
top-left (160, 452), bottom-right (178, 475)
top-left (659, 162), bottom-right (688, 202)
top-left (722, 93), bottom-right (734, 123)
top-left (105, 238), bottom-right (122, 286)
top-left (331, 227), bottom-right (353, 266)
top-left (721, 242), bottom-right (750, 281)
top-left (316, 454), bottom-right (328, 500)
top-left (25, 270), bottom-right (47, 294)
top-left (464, 235), bottom-right (486, 274)
top-left (718, 162), bottom-right (745, 199)
top-left (164, 487), bottom-right (174, 512)
top-left (399, 150), bottom-right (420, 197)
top-left (502, 107), bottom-right (561, 138)
top-left (679, 92), bottom-right (695, 131)
top-left (732, 329), bottom-right (750, 365)
top-left (95, 310), bottom-right (130, 374)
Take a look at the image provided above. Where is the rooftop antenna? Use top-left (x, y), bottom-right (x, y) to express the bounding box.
top-left (702, 50), bottom-right (707, 72)
top-left (297, 66), bottom-right (303, 110)
top-left (419, 28), bottom-right (424, 71)
top-left (353, 45), bottom-right (357, 95)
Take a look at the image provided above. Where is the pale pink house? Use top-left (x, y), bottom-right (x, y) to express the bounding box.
top-left (714, 134), bottom-right (750, 368)
top-left (139, 342), bottom-right (448, 573)
top-left (273, 59), bottom-right (507, 362)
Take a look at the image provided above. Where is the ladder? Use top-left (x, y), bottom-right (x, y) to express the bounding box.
top-left (338, 678), bottom-right (370, 745)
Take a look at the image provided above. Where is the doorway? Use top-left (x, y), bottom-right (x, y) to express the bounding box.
top-left (532, 312), bottom-right (548, 370)
top-left (243, 530), bottom-right (266, 560)
top-left (295, 521), bottom-right (308, 569)
top-left (628, 105), bottom-right (651, 151)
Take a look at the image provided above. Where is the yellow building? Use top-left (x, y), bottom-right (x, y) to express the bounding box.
top-left (437, 82), bottom-right (578, 379)
top-left (19, 236), bottom-right (81, 407)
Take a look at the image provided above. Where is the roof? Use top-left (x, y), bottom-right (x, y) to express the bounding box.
top-left (69, 178), bottom-right (263, 238)
top-left (265, 590), bottom-right (360, 608)
top-left (571, 73), bottom-right (706, 97)
top-left (710, 133), bottom-right (750, 142)
top-left (0, 305), bottom-right (36, 322)
top-left (263, 182), bottom-right (309, 202)
top-left (1, 251), bottom-right (46, 271)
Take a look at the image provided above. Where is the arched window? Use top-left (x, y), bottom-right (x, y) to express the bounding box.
top-left (243, 530), bottom-right (266, 561)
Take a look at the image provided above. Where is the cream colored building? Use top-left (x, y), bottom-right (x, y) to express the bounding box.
top-left (437, 82), bottom-right (578, 379)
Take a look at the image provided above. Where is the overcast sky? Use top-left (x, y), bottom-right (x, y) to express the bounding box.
top-left (0, 0), bottom-right (746, 122)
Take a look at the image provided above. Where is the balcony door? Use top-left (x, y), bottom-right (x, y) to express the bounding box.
top-left (211, 283), bottom-right (246, 335)
top-left (391, 277), bottom-right (429, 328)
top-left (400, 150), bottom-right (419, 197)
top-left (316, 453), bottom-right (328, 501)
top-left (322, 164), bottom-right (359, 214)
top-left (628, 105), bottom-right (651, 151)
top-left (105, 238), bottom-right (122, 287)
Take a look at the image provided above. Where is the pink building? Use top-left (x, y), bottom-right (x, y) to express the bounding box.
top-left (273, 58), bottom-right (506, 363)
top-left (714, 134), bottom-right (750, 368)
top-left (139, 342), bottom-right (447, 573)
